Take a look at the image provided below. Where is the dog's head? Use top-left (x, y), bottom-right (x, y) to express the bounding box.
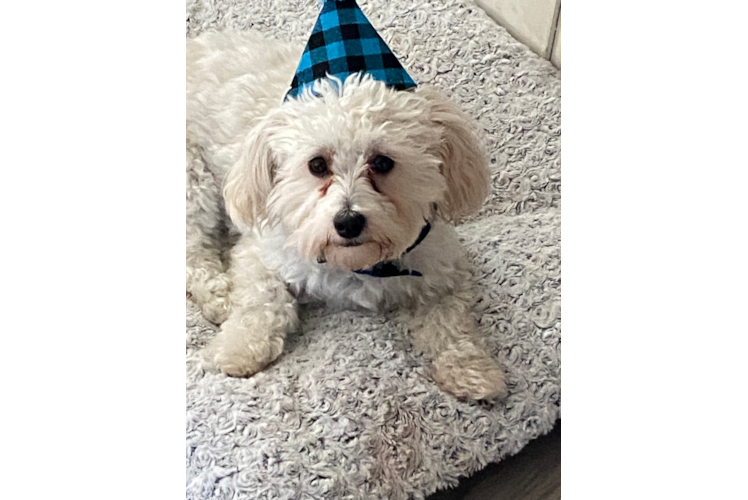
top-left (224, 75), bottom-right (488, 271)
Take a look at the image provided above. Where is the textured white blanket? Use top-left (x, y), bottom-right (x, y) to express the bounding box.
top-left (186, 1), bottom-right (561, 499)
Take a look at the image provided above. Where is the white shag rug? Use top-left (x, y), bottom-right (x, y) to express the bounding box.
top-left (186, 1), bottom-right (561, 499)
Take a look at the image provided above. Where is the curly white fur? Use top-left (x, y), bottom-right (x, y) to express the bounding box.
top-left (186, 30), bottom-right (506, 400)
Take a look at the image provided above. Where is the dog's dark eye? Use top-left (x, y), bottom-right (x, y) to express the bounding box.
top-left (308, 156), bottom-right (328, 177)
top-left (371, 155), bottom-right (394, 174)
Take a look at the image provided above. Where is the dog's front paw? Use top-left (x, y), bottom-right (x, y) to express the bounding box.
top-left (200, 295), bottom-right (230, 325)
top-left (187, 270), bottom-right (232, 325)
top-left (431, 348), bottom-right (508, 401)
top-left (202, 325), bottom-right (284, 378)
top-left (202, 342), bottom-right (269, 378)
top-left (203, 350), bottom-right (262, 378)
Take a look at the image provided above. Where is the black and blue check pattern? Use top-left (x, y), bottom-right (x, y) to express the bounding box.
top-left (287, 0), bottom-right (416, 99)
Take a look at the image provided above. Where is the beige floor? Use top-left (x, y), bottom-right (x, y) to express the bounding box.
top-left (427, 421), bottom-right (561, 500)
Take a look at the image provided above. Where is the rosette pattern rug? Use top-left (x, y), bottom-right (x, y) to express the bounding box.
top-left (186, 1), bottom-right (561, 499)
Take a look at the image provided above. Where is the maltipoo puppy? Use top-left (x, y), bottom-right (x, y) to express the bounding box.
top-left (186, 28), bottom-right (507, 400)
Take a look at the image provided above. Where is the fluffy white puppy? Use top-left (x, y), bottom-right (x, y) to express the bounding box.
top-left (187, 31), bottom-right (507, 400)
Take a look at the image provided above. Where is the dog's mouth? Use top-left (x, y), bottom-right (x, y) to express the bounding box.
top-left (331, 232), bottom-right (367, 249)
top-left (316, 240), bottom-right (389, 270)
top-left (341, 240), bottom-right (364, 248)
top-left (316, 239), bottom-right (364, 264)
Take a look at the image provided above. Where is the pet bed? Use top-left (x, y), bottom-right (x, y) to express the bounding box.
top-left (186, 1), bottom-right (561, 498)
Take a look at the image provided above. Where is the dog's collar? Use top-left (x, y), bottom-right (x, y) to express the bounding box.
top-left (353, 221), bottom-right (431, 278)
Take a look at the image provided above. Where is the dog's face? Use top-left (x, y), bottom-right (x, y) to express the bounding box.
top-left (224, 76), bottom-right (488, 271)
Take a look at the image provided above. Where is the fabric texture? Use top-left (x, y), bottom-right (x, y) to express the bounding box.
top-left (287, 0), bottom-right (416, 99)
top-left (186, 1), bottom-right (561, 499)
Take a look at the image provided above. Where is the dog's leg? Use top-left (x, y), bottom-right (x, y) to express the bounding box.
top-left (186, 141), bottom-right (232, 324)
top-left (406, 289), bottom-right (507, 401)
top-left (204, 234), bottom-right (298, 377)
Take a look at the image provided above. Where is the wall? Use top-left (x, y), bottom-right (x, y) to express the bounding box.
top-left (475, 0), bottom-right (561, 68)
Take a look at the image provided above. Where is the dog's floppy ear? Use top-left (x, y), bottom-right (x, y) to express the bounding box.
top-left (223, 117), bottom-right (278, 228)
top-left (418, 87), bottom-right (490, 223)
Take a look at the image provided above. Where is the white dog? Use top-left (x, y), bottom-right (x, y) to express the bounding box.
top-left (186, 31), bottom-right (507, 401)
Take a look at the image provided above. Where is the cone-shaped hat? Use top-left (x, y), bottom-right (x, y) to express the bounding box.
top-left (287, 0), bottom-right (417, 99)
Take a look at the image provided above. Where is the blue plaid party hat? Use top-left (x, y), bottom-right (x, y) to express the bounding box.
top-left (287, 0), bottom-right (417, 99)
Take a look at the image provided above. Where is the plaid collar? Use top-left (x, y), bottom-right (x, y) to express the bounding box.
top-left (287, 0), bottom-right (416, 100)
top-left (353, 221), bottom-right (431, 278)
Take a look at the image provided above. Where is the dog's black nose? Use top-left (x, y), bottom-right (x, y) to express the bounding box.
top-left (333, 209), bottom-right (366, 239)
